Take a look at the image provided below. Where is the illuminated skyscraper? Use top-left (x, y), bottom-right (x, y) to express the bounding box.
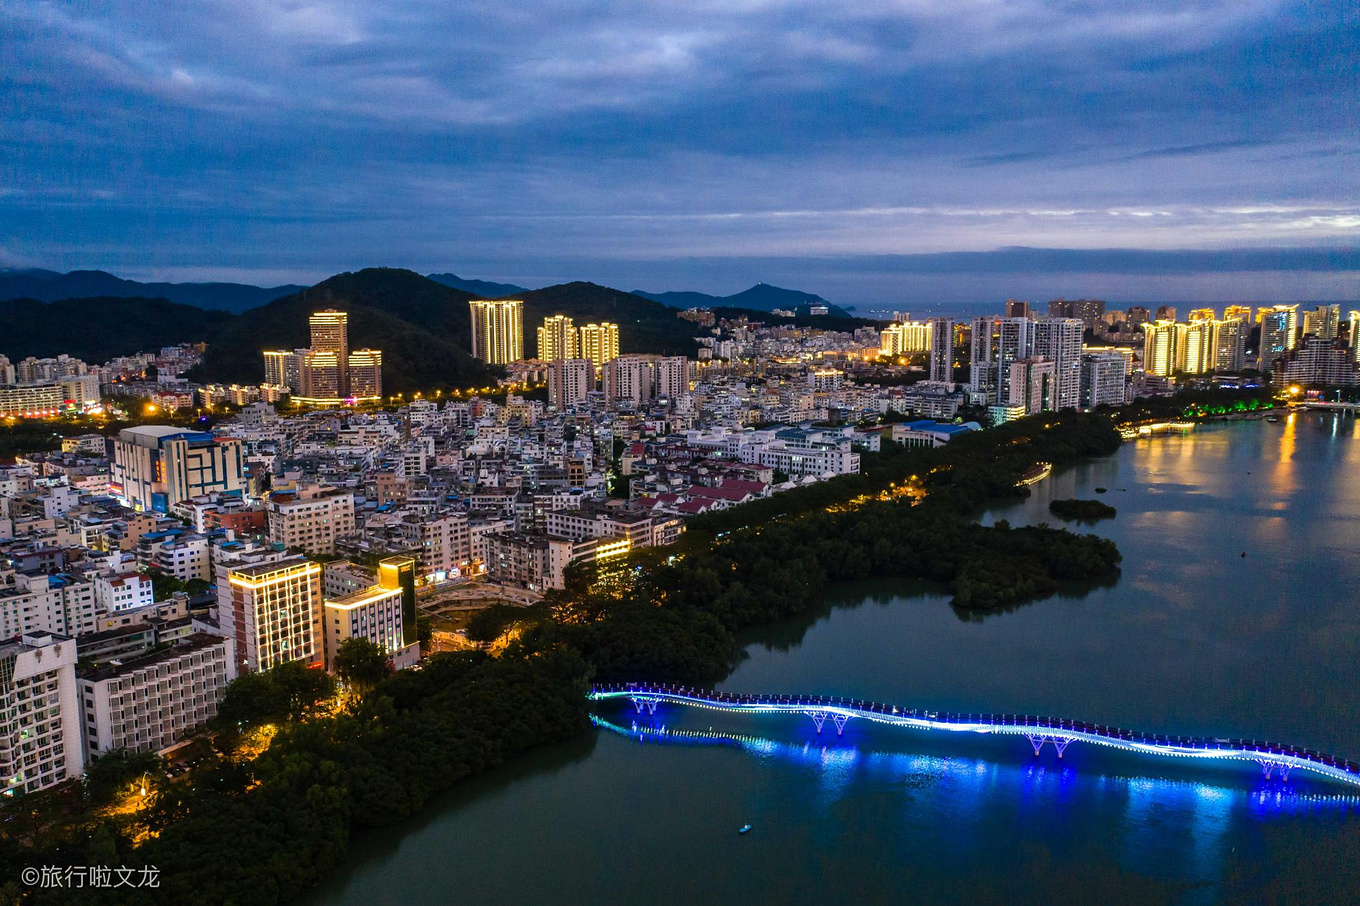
top-left (346, 349), bottom-right (383, 400)
top-left (1214, 318), bottom-right (1247, 372)
top-left (879, 321), bottom-right (931, 356)
top-left (1349, 311), bottom-right (1360, 362)
top-left (1224, 305), bottom-right (1252, 324)
top-left (1259, 306), bottom-right (1299, 371)
top-left (1142, 320), bottom-right (1178, 377)
top-left (469, 300), bottom-right (524, 364)
top-left (537, 315), bottom-right (578, 361)
top-left (1302, 304), bottom-right (1340, 341)
top-left (1188, 308), bottom-right (1216, 322)
top-left (222, 556), bottom-right (323, 673)
top-left (579, 322), bottom-right (620, 369)
top-left (1176, 320), bottom-right (1217, 374)
top-left (308, 309), bottom-right (349, 396)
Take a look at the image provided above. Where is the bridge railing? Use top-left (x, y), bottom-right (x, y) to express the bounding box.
top-left (593, 684), bottom-right (1360, 775)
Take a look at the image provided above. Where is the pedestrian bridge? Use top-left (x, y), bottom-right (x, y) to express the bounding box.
top-left (589, 683), bottom-right (1360, 789)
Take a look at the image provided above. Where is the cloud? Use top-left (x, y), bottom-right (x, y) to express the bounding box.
top-left (0, 0), bottom-right (1355, 296)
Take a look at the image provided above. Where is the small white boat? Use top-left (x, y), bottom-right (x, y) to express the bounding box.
top-left (738, 824), bottom-right (752, 835)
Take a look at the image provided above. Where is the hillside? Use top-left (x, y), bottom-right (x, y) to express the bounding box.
top-left (513, 282), bottom-right (702, 356)
top-left (0, 269), bottom-right (302, 313)
top-left (189, 269), bottom-right (495, 393)
top-left (427, 273), bottom-right (528, 297)
top-left (710, 306), bottom-right (883, 331)
top-left (0, 297), bottom-right (232, 361)
top-left (632, 282), bottom-right (853, 316)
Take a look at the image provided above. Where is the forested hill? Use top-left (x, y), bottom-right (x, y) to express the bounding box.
top-left (0, 296), bottom-right (233, 361)
top-left (514, 282), bottom-right (703, 356)
top-left (188, 269), bottom-right (496, 393)
top-left (0, 269), bottom-right (302, 313)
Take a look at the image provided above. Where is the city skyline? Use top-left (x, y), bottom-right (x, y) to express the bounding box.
top-left (2, 2), bottom-right (1356, 304)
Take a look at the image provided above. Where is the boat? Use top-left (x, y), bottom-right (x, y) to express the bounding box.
top-left (738, 824), bottom-right (752, 835)
top-left (1267, 415), bottom-right (1280, 423)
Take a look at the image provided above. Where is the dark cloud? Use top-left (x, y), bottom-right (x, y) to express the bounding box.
top-left (0, 0), bottom-right (1356, 301)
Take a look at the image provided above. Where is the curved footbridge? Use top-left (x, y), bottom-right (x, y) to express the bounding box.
top-left (589, 683), bottom-right (1360, 789)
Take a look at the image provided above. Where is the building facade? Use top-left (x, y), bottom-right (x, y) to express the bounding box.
top-left (469, 300), bottom-right (524, 364)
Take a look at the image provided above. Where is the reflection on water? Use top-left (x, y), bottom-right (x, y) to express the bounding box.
top-left (312, 416), bottom-right (1360, 906)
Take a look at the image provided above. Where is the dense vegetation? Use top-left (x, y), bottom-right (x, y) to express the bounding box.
top-left (188, 269), bottom-right (497, 394)
top-left (515, 281), bottom-right (703, 357)
top-left (2, 411), bottom-right (1127, 904)
top-left (0, 297), bottom-right (231, 361)
top-left (0, 269), bottom-right (302, 313)
top-left (1049, 498), bottom-right (1117, 521)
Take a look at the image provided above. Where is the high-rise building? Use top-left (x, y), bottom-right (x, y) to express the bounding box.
top-left (110, 426), bottom-right (246, 513)
top-left (1155, 306), bottom-right (1178, 322)
top-left (1224, 305), bottom-right (1252, 325)
top-left (221, 556), bottom-right (323, 673)
top-left (1259, 306), bottom-right (1299, 371)
top-left (1272, 336), bottom-right (1358, 387)
top-left (1142, 320), bottom-right (1179, 377)
top-left (1031, 318), bottom-right (1083, 409)
top-left (346, 349), bottom-right (383, 400)
top-left (602, 356), bottom-right (654, 406)
top-left (1349, 311), bottom-right (1360, 363)
top-left (1302, 304), bottom-right (1340, 340)
top-left (1124, 306), bottom-right (1151, 329)
top-left (1215, 318), bottom-right (1247, 372)
top-left (264, 310), bottom-right (381, 405)
top-left (879, 321), bottom-right (932, 357)
top-left (469, 300), bottom-right (524, 364)
top-left (308, 310), bottom-right (350, 397)
top-left (323, 556), bottom-right (420, 673)
top-left (1005, 299), bottom-right (1031, 318)
top-left (1176, 320), bottom-right (1217, 375)
top-left (1, 633), bottom-right (83, 795)
top-left (578, 322), bottom-right (620, 369)
top-left (1080, 352), bottom-right (1130, 408)
top-left (969, 317), bottom-right (1032, 404)
top-left (537, 315), bottom-right (578, 362)
top-left (1048, 299), bottom-right (1105, 329)
top-left (654, 356), bottom-right (691, 399)
top-left (1188, 308), bottom-right (1216, 322)
top-left (928, 317), bottom-right (955, 384)
top-left (1007, 357), bottom-right (1056, 414)
top-left (548, 358), bottom-right (593, 411)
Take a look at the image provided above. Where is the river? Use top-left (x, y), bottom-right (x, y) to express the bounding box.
top-left (310, 412), bottom-right (1360, 904)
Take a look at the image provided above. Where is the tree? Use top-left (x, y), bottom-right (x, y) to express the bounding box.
top-left (415, 615), bottom-right (433, 647)
top-left (333, 638), bottom-right (392, 693)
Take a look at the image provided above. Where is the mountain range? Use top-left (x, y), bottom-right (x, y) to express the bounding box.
top-left (0, 268), bottom-right (843, 316)
top-left (0, 268), bottom-right (868, 394)
top-left (631, 282), bottom-right (853, 316)
top-left (0, 268), bottom-right (304, 314)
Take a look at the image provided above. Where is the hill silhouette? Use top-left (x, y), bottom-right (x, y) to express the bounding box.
top-left (189, 269), bottom-right (495, 393)
top-left (0, 269), bottom-right (302, 313)
top-left (633, 282), bottom-right (852, 316)
top-left (0, 296), bottom-right (232, 361)
top-left (427, 273), bottom-right (528, 297)
top-left (513, 282), bottom-right (701, 356)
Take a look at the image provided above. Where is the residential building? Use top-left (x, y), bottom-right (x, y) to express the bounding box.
top-left (1214, 318), bottom-right (1247, 372)
top-left (469, 299), bottom-right (524, 364)
top-left (1, 633), bottom-right (83, 795)
top-left (548, 359), bottom-right (593, 411)
top-left (1259, 306), bottom-right (1299, 372)
top-left (928, 317), bottom-right (955, 384)
top-left (220, 556), bottom-right (323, 672)
top-left (1080, 352), bottom-right (1130, 408)
top-left (1142, 320), bottom-right (1178, 377)
top-left (1031, 318), bottom-right (1083, 409)
top-left (1007, 357), bottom-right (1057, 414)
top-left (578, 322), bottom-right (620, 369)
top-left (78, 633), bottom-right (236, 758)
top-left (537, 315), bottom-right (578, 362)
top-left (267, 484), bottom-right (356, 556)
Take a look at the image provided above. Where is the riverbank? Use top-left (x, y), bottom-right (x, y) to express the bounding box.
top-left (1, 405), bottom-right (1173, 904)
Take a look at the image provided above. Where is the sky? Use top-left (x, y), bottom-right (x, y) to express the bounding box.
top-left (2, 0), bottom-right (1357, 306)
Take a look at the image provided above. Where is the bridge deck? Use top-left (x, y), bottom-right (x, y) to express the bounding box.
top-left (589, 683), bottom-right (1360, 788)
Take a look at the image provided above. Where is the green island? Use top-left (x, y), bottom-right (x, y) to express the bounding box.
top-left (14, 394), bottom-right (1282, 905)
top-left (1048, 498), bottom-right (1118, 521)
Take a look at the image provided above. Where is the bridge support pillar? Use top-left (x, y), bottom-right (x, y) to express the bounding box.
top-left (1256, 759), bottom-right (1291, 781)
top-left (806, 710), bottom-right (827, 733)
top-left (630, 696), bottom-right (659, 715)
top-left (1025, 734), bottom-right (1075, 758)
top-left (831, 714), bottom-right (851, 736)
